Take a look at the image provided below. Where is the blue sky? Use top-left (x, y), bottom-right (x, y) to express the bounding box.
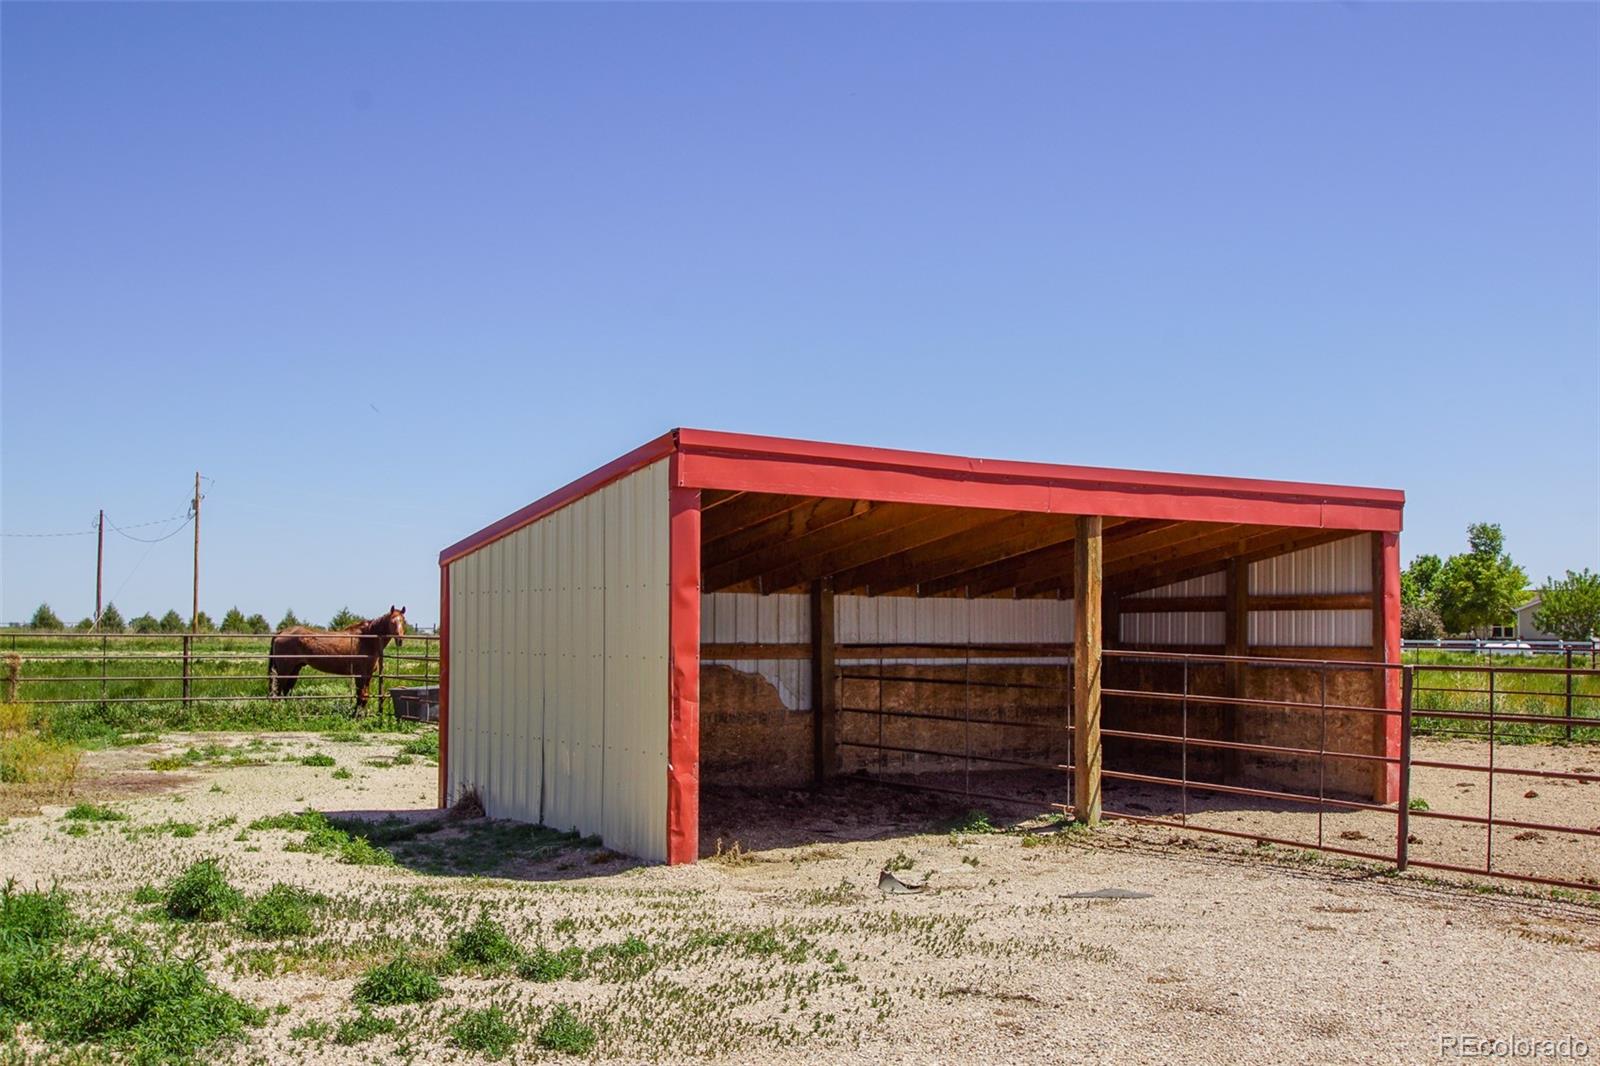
top-left (3, 2), bottom-right (1596, 627)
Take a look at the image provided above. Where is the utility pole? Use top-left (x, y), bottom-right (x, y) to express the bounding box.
top-left (96, 509), bottom-right (106, 710)
top-left (94, 510), bottom-right (104, 629)
top-left (184, 473), bottom-right (201, 702)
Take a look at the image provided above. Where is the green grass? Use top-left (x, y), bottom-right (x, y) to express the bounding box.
top-left (0, 631), bottom-right (438, 742)
top-left (164, 859), bottom-right (243, 922)
top-left (352, 954), bottom-right (443, 1005)
top-left (535, 1005), bottom-right (596, 1055)
top-left (333, 1006), bottom-right (398, 1046)
top-left (398, 731), bottom-right (439, 761)
top-left (452, 1005), bottom-right (519, 1058)
top-left (247, 810), bottom-right (396, 866)
top-left (240, 884), bottom-right (319, 939)
top-left (446, 915), bottom-right (521, 970)
top-left (63, 802), bottom-right (126, 822)
top-left (1404, 649), bottom-right (1600, 743)
top-left (517, 944), bottom-right (584, 982)
top-left (0, 881), bottom-right (73, 946)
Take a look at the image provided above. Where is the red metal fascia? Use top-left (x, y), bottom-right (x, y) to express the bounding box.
top-left (438, 431), bottom-right (678, 565)
top-left (673, 429), bottom-right (1404, 533)
top-left (665, 456), bottom-right (701, 866)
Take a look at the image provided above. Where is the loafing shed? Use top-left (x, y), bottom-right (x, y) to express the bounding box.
top-left (438, 429), bottom-right (1404, 864)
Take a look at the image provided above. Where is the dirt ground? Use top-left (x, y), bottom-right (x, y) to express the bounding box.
top-left (3, 731), bottom-right (1598, 1064)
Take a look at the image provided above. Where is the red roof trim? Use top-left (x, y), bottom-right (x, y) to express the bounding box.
top-left (440, 427), bottom-right (1405, 563)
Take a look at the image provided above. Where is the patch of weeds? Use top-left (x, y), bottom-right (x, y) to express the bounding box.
top-left (1020, 833), bottom-right (1043, 848)
top-left (131, 884), bottom-right (163, 906)
top-left (290, 1018), bottom-right (332, 1042)
top-left (517, 945), bottom-right (583, 983)
top-left (248, 811), bottom-right (395, 867)
top-left (334, 1006), bottom-right (398, 1045)
top-left (164, 859), bottom-right (243, 921)
top-left (951, 809), bottom-right (995, 834)
top-left (709, 838), bottom-right (754, 866)
top-left (353, 954), bottom-right (443, 1005)
top-left (63, 802), bottom-right (126, 823)
top-left (535, 1004), bottom-right (596, 1055)
top-left (298, 753), bottom-right (335, 767)
top-left (398, 732), bottom-right (439, 761)
top-left (63, 822), bottom-right (89, 838)
top-left (1408, 797), bottom-right (1431, 811)
top-left (796, 880), bottom-right (862, 906)
top-left (447, 915), bottom-right (521, 970)
top-left (240, 884), bottom-right (319, 939)
top-left (391, 753), bottom-right (415, 766)
top-left (885, 852), bottom-right (914, 872)
top-left (2, 945), bottom-right (263, 1062)
top-left (451, 1005), bottom-right (518, 1058)
top-left (962, 854), bottom-right (980, 867)
top-left (331, 767), bottom-right (353, 780)
top-left (0, 881), bottom-right (73, 944)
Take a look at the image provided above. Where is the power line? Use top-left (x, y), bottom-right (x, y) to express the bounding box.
top-left (107, 511), bottom-right (194, 544)
top-left (3, 507), bottom-right (193, 540)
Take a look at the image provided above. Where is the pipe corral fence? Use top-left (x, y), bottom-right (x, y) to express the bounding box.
top-left (1, 629), bottom-right (440, 724)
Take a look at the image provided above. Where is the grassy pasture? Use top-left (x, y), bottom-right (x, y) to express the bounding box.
top-left (1403, 649), bottom-right (1600, 743)
top-left (0, 632), bottom-right (438, 743)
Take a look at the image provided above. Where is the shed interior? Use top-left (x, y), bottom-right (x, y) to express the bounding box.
top-left (693, 490), bottom-right (1392, 852)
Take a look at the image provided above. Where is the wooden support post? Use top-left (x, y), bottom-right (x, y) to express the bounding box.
top-left (1372, 532), bottom-right (1402, 803)
top-left (1073, 516), bottom-right (1103, 824)
top-left (811, 576), bottom-right (836, 785)
top-left (1223, 556), bottom-right (1248, 782)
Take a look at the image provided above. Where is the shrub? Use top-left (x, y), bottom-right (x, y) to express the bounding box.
top-left (130, 613), bottom-right (160, 634)
top-left (451, 1006), bottom-right (518, 1059)
top-left (333, 1006), bottom-right (397, 1045)
top-left (245, 613), bottom-right (271, 634)
top-left (277, 609), bottom-right (302, 631)
top-left (517, 945), bottom-right (583, 982)
top-left (158, 609), bottom-right (186, 633)
top-left (28, 603), bottom-right (64, 630)
top-left (220, 607), bottom-right (249, 634)
top-left (447, 915), bottom-right (520, 968)
top-left (64, 803), bottom-right (125, 822)
top-left (0, 881), bottom-right (73, 946)
top-left (0, 731), bottom-right (81, 791)
top-left (535, 1005), bottom-right (596, 1055)
top-left (240, 884), bottom-right (318, 939)
top-left (164, 859), bottom-right (243, 922)
top-left (97, 603), bottom-right (125, 633)
top-left (353, 955), bottom-right (442, 1005)
top-left (1401, 600), bottom-right (1445, 641)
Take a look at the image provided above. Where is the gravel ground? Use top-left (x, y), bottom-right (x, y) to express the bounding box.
top-left (2, 731), bottom-right (1597, 1065)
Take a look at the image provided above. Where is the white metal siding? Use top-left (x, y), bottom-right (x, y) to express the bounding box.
top-left (1119, 534), bottom-right (1374, 648)
top-left (447, 460), bottom-right (670, 862)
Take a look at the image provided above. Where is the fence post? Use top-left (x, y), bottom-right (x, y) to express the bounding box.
top-left (1565, 648), bottom-right (1574, 741)
top-left (1397, 665), bottom-right (1413, 872)
top-left (182, 634), bottom-right (191, 703)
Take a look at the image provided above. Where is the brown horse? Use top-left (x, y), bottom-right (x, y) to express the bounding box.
top-left (268, 606), bottom-right (406, 712)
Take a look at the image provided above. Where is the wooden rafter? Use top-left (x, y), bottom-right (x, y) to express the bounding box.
top-left (701, 493), bottom-right (810, 544)
top-left (703, 496), bottom-right (871, 570)
top-left (833, 511), bottom-right (1065, 595)
top-left (752, 506), bottom-right (1013, 593)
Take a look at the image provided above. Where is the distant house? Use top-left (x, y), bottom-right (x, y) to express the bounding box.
top-left (1510, 596), bottom-right (1558, 641)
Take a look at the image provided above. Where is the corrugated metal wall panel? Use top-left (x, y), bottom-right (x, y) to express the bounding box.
top-left (1128, 572), bottom-right (1226, 598)
top-left (1121, 611), bottom-right (1226, 645)
top-left (1251, 535), bottom-right (1371, 595)
top-left (447, 459), bottom-right (670, 863)
top-left (834, 594), bottom-right (1071, 645)
top-left (1250, 609), bottom-right (1372, 648)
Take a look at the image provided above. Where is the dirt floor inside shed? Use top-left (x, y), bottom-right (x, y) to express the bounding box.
top-left (2, 731), bottom-right (1597, 1064)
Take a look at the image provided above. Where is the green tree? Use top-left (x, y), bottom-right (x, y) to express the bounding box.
top-left (28, 603), bottom-right (64, 630)
top-left (1401, 553), bottom-right (1443, 608)
top-left (219, 607), bottom-right (249, 633)
top-left (130, 612), bottom-right (160, 634)
top-left (97, 603), bottom-right (126, 632)
top-left (192, 611), bottom-right (216, 633)
top-left (1400, 600), bottom-right (1445, 641)
top-left (1533, 569), bottom-right (1600, 642)
top-left (245, 613), bottom-right (271, 634)
top-left (277, 609), bottom-right (302, 631)
top-left (158, 609), bottom-right (186, 633)
top-left (73, 616), bottom-right (95, 631)
top-left (329, 607), bottom-right (363, 629)
top-left (1433, 523), bottom-right (1528, 636)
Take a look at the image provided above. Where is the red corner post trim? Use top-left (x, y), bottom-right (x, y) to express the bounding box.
top-left (666, 457), bottom-right (701, 865)
top-left (438, 563), bottom-right (451, 809)
top-left (1380, 532), bottom-right (1402, 803)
